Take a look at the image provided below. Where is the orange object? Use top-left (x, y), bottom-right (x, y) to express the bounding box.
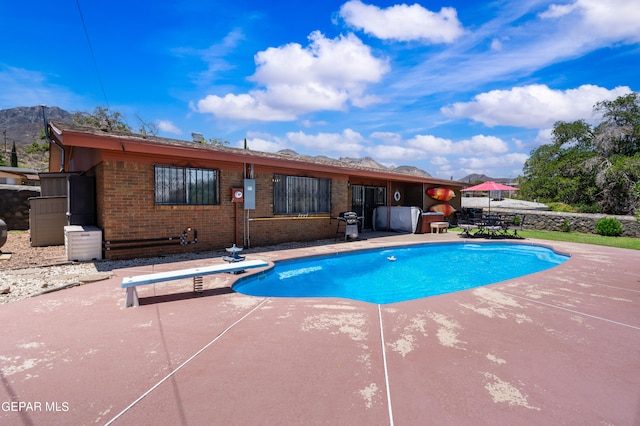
top-left (427, 187), bottom-right (456, 201)
top-left (429, 204), bottom-right (456, 217)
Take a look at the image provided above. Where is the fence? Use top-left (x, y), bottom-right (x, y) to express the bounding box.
top-left (489, 208), bottom-right (640, 238)
top-left (0, 185), bottom-right (41, 231)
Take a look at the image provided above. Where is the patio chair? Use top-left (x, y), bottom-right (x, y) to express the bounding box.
top-left (482, 215), bottom-right (503, 238)
top-left (506, 214), bottom-right (525, 238)
top-left (455, 212), bottom-right (478, 238)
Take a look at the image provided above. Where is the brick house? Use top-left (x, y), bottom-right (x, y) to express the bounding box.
top-left (47, 122), bottom-right (464, 259)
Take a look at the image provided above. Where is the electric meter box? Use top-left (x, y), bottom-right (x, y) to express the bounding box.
top-left (244, 179), bottom-right (256, 210)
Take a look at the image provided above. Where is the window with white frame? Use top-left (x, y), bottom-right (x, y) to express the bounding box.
top-left (273, 174), bottom-right (331, 214)
top-left (154, 165), bottom-right (219, 205)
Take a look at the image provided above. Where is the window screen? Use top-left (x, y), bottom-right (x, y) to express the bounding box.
top-left (273, 174), bottom-right (330, 214)
top-left (155, 165), bottom-right (219, 205)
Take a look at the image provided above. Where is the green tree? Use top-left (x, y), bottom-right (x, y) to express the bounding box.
top-left (520, 121), bottom-right (597, 207)
top-left (10, 141), bottom-right (18, 167)
top-left (593, 93), bottom-right (640, 157)
top-left (72, 106), bottom-right (132, 133)
top-left (596, 154), bottom-right (640, 214)
top-left (588, 93), bottom-right (640, 214)
top-left (26, 129), bottom-right (50, 154)
top-left (521, 93), bottom-right (640, 215)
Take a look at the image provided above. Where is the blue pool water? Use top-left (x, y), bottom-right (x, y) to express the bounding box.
top-left (233, 243), bottom-right (569, 304)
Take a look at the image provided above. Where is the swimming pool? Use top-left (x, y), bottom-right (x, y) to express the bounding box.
top-left (233, 242), bottom-right (569, 304)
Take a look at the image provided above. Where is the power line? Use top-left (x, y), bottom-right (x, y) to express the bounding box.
top-left (76, 0), bottom-right (110, 109)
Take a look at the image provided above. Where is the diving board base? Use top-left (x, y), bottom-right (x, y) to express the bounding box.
top-left (125, 287), bottom-right (140, 308)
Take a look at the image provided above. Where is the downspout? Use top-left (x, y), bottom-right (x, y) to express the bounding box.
top-left (386, 180), bottom-right (391, 232)
top-left (41, 105), bottom-right (65, 172)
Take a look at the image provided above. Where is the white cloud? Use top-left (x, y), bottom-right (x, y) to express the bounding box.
top-left (540, 0), bottom-right (640, 43)
top-left (195, 31), bottom-right (389, 121)
top-left (429, 156), bottom-right (450, 166)
top-left (456, 153), bottom-right (529, 177)
top-left (244, 129), bottom-right (367, 157)
top-left (407, 134), bottom-right (509, 155)
top-left (196, 93), bottom-right (297, 121)
top-left (370, 131), bottom-right (403, 144)
top-left (534, 128), bottom-right (554, 147)
top-left (252, 31), bottom-right (387, 88)
top-left (156, 120), bottom-right (182, 135)
top-left (339, 0), bottom-right (464, 43)
top-left (386, 0), bottom-right (639, 101)
top-left (241, 128), bottom-right (528, 180)
top-left (539, 3), bottom-right (577, 19)
top-left (245, 135), bottom-right (288, 152)
top-left (441, 84), bottom-right (633, 128)
top-left (174, 28), bottom-right (245, 85)
top-left (489, 38), bottom-right (503, 51)
top-left (286, 128), bottom-right (367, 156)
top-left (368, 144), bottom-right (426, 162)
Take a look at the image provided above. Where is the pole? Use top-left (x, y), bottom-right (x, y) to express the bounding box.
top-left (235, 201), bottom-right (239, 247)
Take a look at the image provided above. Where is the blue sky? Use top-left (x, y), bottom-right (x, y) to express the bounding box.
top-left (1, 0), bottom-right (638, 180)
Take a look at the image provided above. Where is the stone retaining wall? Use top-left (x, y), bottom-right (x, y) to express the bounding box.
top-left (489, 208), bottom-right (640, 238)
top-left (0, 185), bottom-right (41, 230)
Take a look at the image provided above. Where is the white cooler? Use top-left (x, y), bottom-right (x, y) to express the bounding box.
top-left (64, 226), bottom-right (102, 261)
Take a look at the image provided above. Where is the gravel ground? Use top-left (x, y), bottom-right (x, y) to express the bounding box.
top-left (1, 231), bottom-right (120, 304)
top-left (0, 231), bottom-right (339, 304)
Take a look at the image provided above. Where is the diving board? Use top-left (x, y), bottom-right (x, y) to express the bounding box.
top-left (121, 259), bottom-right (269, 308)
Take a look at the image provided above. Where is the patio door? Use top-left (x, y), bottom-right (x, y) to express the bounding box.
top-left (351, 185), bottom-right (386, 230)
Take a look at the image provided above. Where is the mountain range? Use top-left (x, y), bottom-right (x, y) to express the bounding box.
top-left (0, 106), bottom-right (72, 144)
top-left (0, 106), bottom-right (73, 171)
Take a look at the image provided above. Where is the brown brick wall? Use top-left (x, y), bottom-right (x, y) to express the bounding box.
top-left (235, 175), bottom-right (349, 247)
top-left (96, 160), bottom-right (351, 259)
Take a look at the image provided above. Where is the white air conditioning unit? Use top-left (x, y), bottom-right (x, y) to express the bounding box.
top-left (64, 226), bottom-right (102, 261)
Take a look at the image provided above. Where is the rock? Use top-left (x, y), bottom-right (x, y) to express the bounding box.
top-left (0, 285), bottom-right (10, 294)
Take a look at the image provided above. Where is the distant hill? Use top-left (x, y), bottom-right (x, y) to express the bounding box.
top-left (459, 173), bottom-right (496, 184)
top-left (0, 106), bottom-right (73, 144)
top-left (392, 165), bottom-right (431, 177)
top-left (458, 173), bottom-right (518, 184)
top-left (339, 156), bottom-right (387, 170)
top-left (0, 106), bottom-right (73, 171)
top-left (276, 150), bottom-right (434, 176)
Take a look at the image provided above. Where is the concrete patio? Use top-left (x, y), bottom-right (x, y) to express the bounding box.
top-left (1, 232), bottom-right (638, 425)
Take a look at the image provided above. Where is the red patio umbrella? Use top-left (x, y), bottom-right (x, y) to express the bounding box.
top-left (461, 181), bottom-right (519, 213)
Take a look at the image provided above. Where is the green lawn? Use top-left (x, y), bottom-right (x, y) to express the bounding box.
top-left (451, 227), bottom-right (640, 250)
top-left (517, 229), bottom-right (640, 250)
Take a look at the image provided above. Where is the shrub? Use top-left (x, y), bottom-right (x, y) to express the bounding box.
top-left (595, 218), bottom-right (623, 237)
top-left (561, 219), bottom-right (572, 233)
top-left (547, 202), bottom-right (577, 212)
top-left (577, 204), bottom-right (601, 214)
top-left (25, 141), bottom-right (50, 154)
